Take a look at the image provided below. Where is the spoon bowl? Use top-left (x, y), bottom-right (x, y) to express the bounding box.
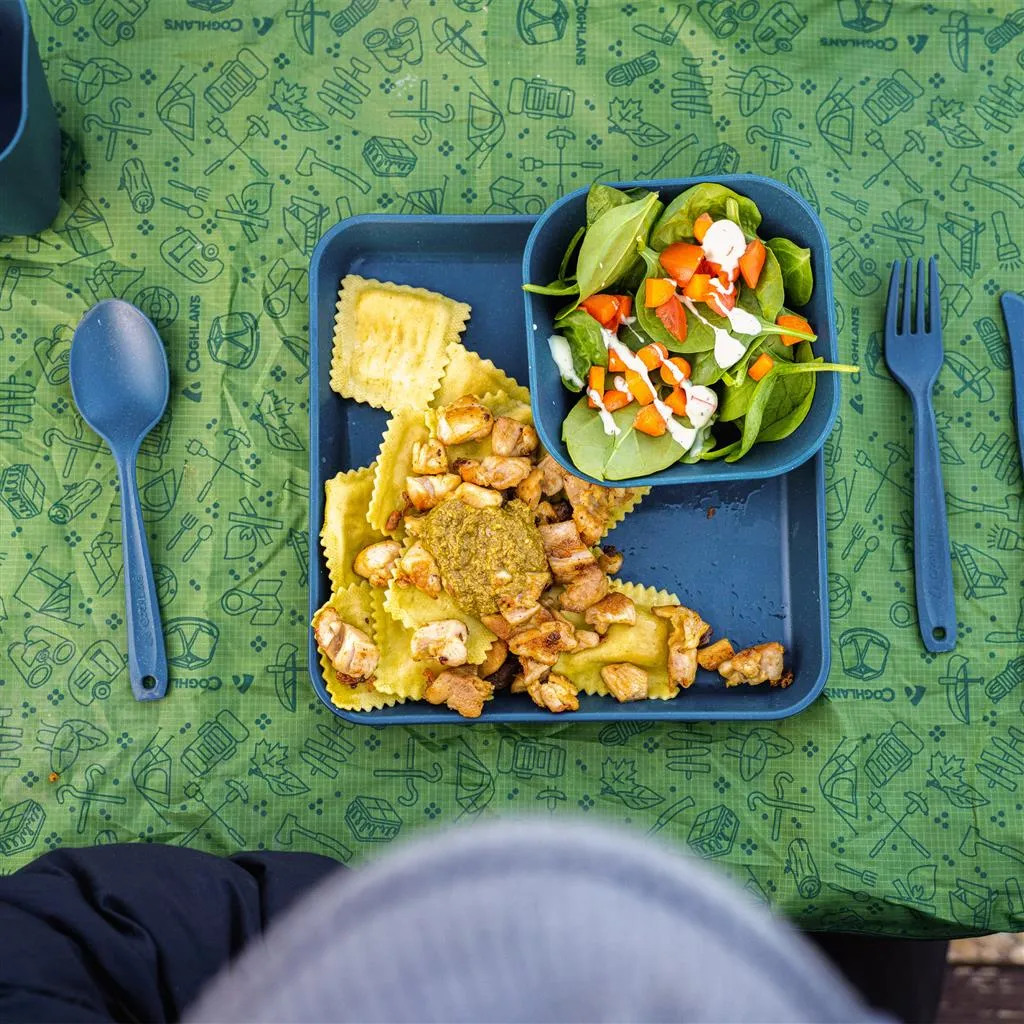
top-left (71, 299), bottom-right (170, 701)
top-left (71, 300), bottom-right (169, 445)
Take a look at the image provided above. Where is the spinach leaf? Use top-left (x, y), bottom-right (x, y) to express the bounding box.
top-left (690, 347), bottom-right (730, 386)
top-left (754, 245), bottom-right (785, 322)
top-left (718, 373), bottom-right (758, 421)
top-left (557, 225), bottom-right (585, 281)
top-left (575, 192), bottom-right (662, 302)
top-left (650, 183), bottom-right (762, 250)
top-left (765, 237), bottom-right (813, 306)
top-left (555, 309), bottom-right (608, 386)
top-left (701, 439), bottom-right (740, 461)
top-left (757, 343), bottom-right (816, 442)
top-left (523, 280), bottom-right (580, 296)
top-left (725, 357), bottom-right (857, 462)
top-left (619, 315), bottom-right (659, 351)
top-left (586, 184), bottom-right (632, 226)
top-left (562, 397), bottom-right (686, 481)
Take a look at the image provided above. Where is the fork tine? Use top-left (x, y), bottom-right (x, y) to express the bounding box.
top-left (928, 255), bottom-right (941, 335)
top-left (915, 258), bottom-right (926, 333)
top-left (886, 260), bottom-right (901, 336)
top-left (901, 258), bottom-right (913, 335)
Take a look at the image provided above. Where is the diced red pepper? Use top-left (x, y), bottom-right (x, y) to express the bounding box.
top-left (659, 356), bottom-right (691, 385)
top-left (637, 342), bottom-right (668, 370)
top-left (738, 239), bottom-right (766, 289)
top-left (693, 212), bottom-right (714, 243)
top-left (654, 295), bottom-right (688, 343)
top-left (634, 404), bottom-right (667, 436)
top-left (664, 388), bottom-right (688, 416)
top-left (625, 369), bottom-right (655, 405)
top-left (776, 313), bottom-right (814, 346)
top-left (602, 389), bottom-right (632, 411)
top-left (660, 242), bottom-right (704, 287)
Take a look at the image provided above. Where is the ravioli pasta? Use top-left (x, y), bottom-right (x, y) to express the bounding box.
top-left (314, 276), bottom-right (792, 716)
top-left (331, 276), bottom-right (469, 411)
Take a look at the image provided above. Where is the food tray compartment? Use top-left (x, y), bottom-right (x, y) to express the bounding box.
top-left (309, 214), bottom-right (830, 723)
top-left (523, 175), bottom-right (839, 485)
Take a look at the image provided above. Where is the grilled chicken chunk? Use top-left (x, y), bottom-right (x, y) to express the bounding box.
top-left (411, 438), bottom-right (448, 475)
top-left (313, 607), bottom-right (379, 683)
top-left (352, 540), bottom-right (401, 588)
top-left (454, 482), bottom-right (504, 508)
top-left (511, 656), bottom-right (552, 691)
top-left (507, 618), bottom-right (578, 666)
top-left (516, 466), bottom-right (544, 509)
top-left (491, 416), bottom-right (538, 457)
top-left (411, 619), bottom-right (469, 667)
top-left (536, 454), bottom-right (566, 496)
top-left (406, 473), bottom-right (460, 511)
top-left (697, 639), bottom-right (735, 671)
top-left (437, 395), bottom-right (493, 445)
top-left (396, 542), bottom-right (442, 598)
top-left (496, 570), bottom-right (550, 626)
top-left (654, 605), bottom-right (712, 689)
top-left (601, 663), bottom-right (649, 703)
top-left (559, 563), bottom-right (609, 613)
top-left (478, 638), bottom-right (509, 678)
top-left (455, 456), bottom-right (533, 490)
top-left (561, 474), bottom-right (638, 546)
top-left (523, 671), bottom-right (579, 713)
top-left (538, 520), bottom-right (596, 583)
top-left (481, 613), bottom-right (513, 641)
top-left (596, 545), bottom-right (623, 575)
top-left (718, 642), bottom-right (790, 687)
top-left (584, 592), bottom-right (636, 635)
top-left (481, 456), bottom-right (533, 490)
top-left (423, 667), bottom-right (493, 718)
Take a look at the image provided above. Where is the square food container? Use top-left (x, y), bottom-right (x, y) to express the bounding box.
top-left (309, 214), bottom-right (830, 723)
top-left (522, 175), bottom-right (839, 487)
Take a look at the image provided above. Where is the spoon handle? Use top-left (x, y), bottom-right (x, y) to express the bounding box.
top-left (116, 451), bottom-right (168, 700)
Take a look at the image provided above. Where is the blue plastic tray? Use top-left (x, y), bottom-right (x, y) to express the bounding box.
top-left (309, 214), bottom-right (830, 723)
top-left (523, 176), bottom-right (839, 487)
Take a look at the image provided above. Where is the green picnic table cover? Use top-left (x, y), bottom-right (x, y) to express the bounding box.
top-left (1, 0), bottom-right (1022, 938)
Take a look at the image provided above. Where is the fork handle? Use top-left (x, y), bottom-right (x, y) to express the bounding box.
top-left (911, 396), bottom-right (957, 652)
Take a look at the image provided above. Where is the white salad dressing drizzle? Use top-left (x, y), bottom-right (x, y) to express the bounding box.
top-left (652, 397), bottom-right (698, 448)
top-left (701, 219), bottom-right (747, 277)
top-left (587, 388), bottom-right (621, 435)
top-left (547, 335), bottom-right (583, 389)
top-left (599, 327), bottom-right (718, 441)
top-left (681, 295), bottom-right (748, 370)
top-left (724, 303), bottom-right (761, 337)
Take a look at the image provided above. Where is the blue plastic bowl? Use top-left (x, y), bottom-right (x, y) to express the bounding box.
top-left (522, 176), bottom-right (839, 487)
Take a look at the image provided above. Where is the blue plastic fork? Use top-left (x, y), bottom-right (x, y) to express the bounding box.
top-left (883, 257), bottom-right (957, 653)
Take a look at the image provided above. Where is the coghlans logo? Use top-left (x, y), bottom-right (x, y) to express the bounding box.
top-left (819, 35), bottom-right (899, 49)
top-left (173, 675), bottom-right (223, 690)
top-left (824, 686), bottom-right (896, 701)
top-left (164, 17), bottom-right (273, 33)
top-left (575, 0), bottom-right (587, 65)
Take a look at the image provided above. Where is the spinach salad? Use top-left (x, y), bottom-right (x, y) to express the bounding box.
top-left (525, 183), bottom-right (856, 481)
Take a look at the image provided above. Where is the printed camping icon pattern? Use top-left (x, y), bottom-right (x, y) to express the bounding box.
top-left (0, 0), bottom-right (1023, 937)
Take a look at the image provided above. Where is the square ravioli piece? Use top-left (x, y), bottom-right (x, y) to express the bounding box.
top-left (331, 275), bottom-right (470, 412)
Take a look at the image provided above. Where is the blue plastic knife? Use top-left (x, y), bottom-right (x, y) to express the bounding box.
top-left (999, 291), bottom-right (1024, 477)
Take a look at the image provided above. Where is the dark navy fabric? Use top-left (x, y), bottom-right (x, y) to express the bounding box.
top-left (0, 845), bottom-right (338, 1022)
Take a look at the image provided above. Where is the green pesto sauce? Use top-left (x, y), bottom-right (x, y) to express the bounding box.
top-left (418, 498), bottom-right (547, 617)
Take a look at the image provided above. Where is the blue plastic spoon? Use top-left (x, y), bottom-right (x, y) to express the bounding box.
top-left (71, 300), bottom-right (170, 701)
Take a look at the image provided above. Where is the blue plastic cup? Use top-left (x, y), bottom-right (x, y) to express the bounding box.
top-left (0, 0), bottom-right (60, 235)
